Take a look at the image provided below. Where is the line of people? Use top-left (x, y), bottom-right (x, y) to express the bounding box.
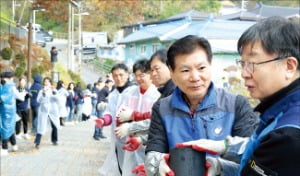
top-left (0, 69), bottom-right (114, 155)
top-left (95, 16), bottom-right (299, 176)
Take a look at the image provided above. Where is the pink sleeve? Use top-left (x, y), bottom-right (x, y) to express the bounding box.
top-left (102, 114), bottom-right (112, 126)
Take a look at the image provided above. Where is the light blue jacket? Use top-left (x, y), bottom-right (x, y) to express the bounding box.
top-left (0, 81), bottom-right (17, 140)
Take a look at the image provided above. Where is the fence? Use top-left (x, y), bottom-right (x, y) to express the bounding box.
top-left (0, 16), bottom-right (27, 39)
top-left (52, 32), bottom-right (68, 40)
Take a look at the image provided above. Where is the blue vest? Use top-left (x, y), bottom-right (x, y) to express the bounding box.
top-left (159, 85), bottom-right (237, 149)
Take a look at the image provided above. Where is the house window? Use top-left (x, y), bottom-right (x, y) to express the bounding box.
top-left (141, 45), bottom-right (146, 54)
top-left (152, 44), bottom-right (159, 53)
top-left (130, 44), bottom-right (135, 53)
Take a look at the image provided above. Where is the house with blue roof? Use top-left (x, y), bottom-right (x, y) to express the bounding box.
top-left (117, 2), bottom-right (298, 70)
top-left (117, 17), bottom-right (255, 67)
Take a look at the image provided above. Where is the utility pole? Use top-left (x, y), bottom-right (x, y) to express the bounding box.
top-left (12, 0), bottom-right (15, 22)
top-left (68, 3), bottom-right (72, 70)
top-left (78, 0), bottom-right (82, 75)
top-left (27, 11), bottom-right (33, 87)
top-left (69, 0), bottom-right (80, 72)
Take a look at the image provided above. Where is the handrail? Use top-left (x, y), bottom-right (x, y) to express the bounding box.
top-left (0, 15), bottom-right (17, 26)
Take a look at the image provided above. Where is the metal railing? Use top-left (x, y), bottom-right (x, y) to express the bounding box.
top-left (0, 16), bottom-right (27, 39)
top-left (52, 32), bottom-right (68, 40)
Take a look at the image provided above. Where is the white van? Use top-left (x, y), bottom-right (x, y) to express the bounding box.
top-left (25, 23), bottom-right (53, 42)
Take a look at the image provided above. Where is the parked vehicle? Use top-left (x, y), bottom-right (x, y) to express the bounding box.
top-left (35, 32), bottom-right (46, 47)
top-left (39, 28), bottom-right (53, 42)
top-left (25, 23), bottom-right (53, 42)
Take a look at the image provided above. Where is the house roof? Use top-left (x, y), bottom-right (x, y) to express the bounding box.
top-left (117, 19), bottom-right (255, 44)
top-left (218, 2), bottom-right (300, 20)
top-left (118, 20), bottom-right (188, 43)
top-left (121, 9), bottom-right (211, 29)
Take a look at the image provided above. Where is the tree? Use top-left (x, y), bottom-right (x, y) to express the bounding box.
top-left (194, 0), bottom-right (222, 13)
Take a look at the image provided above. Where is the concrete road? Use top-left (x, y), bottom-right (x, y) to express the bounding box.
top-left (46, 39), bottom-right (102, 85)
top-left (0, 120), bottom-right (111, 176)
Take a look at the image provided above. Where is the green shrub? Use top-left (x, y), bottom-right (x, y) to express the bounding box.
top-left (31, 66), bottom-right (43, 78)
top-left (68, 70), bottom-right (86, 88)
top-left (15, 66), bottom-right (25, 78)
top-left (15, 53), bottom-right (25, 61)
top-left (19, 61), bottom-right (26, 68)
top-left (1, 47), bottom-right (12, 60)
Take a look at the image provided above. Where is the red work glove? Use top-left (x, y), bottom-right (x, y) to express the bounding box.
top-left (94, 114), bottom-right (112, 128)
top-left (206, 157), bottom-right (221, 176)
top-left (95, 118), bottom-right (104, 128)
top-left (117, 107), bottom-right (133, 123)
top-left (159, 154), bottom-right (175, 176)
top-left (117, 107), bottom-right (151, 122)
top-left (132, 111), bottom-right (151, 121)
top-left (115, 123), bottom-right (129, 138)
top-left (205, 162), bottom-right (212, 176)
top-left (132, 163), bottom-right (147, 176)
top-left (116, 118), bottom-right (122, 127)
top-left (176, 139), bottom-right (226, 155)
top-left (123, 136), bottom-right (142, 151)
top-left (83, 94), bottom-right (89, 98)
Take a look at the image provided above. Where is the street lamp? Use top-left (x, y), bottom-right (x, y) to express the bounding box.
top-left (75, 11), bottom-right (89, 75)
top-left (27, 5), bottom-right (44, 86)
top-left (32, 8), bottom-right (45, 43)
top-left (69, 0), bottom-right (88, 74)
top-left (69, 0), bottom-right (79, 72)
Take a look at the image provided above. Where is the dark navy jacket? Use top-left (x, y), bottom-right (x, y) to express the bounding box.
top-left (74, 90), bottom-right (84, 105)
top-left (240, 78), bottom-right (300, 176)
top-left (97, 86), bottom-right (111, 103)
top-left (30, 75), bottom-right (43, 107)
top-left (16, 86), bottom-right (30, 111)
top-left (158, 79), bottom-right (176, 99)
top-left (66, 91), bottom-right (75, 109)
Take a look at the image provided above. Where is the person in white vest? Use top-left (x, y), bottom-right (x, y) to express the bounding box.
top-left (115, 59), bottom-right (161, 175)
top-left (56, 80), bottom-right (69, 126)
top-left (96, 63), bottom-right (135, 176)
top-left (34, 77), bottom-right (60, 149)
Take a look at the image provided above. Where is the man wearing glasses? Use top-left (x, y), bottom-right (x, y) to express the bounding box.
top-left (177, 16), bottom-right (300, 175)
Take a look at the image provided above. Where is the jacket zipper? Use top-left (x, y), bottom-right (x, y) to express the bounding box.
top-left (203, 120), bottom-right (209, 138)
top-left (190, 110), bottom-right (195, 131)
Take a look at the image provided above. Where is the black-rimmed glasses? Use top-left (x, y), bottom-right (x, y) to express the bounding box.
top-left (236, 56), bottom-right (286, 73)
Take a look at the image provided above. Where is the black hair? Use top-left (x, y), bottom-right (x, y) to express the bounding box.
top-left (1, 71), bottom-right (14, 78)
top-left (133, 59), bottom-right (150, 73)
top-left (86, 84), bottom-right (92, 91)
top-left (43, 77), bottom-right (52, 85)
top-left (150, 49), bottom-right (168, 65)
top-left (105, 79), bottom-right (113, 84)
top-left (237, 16), bottom-right (300, 70)
top-left (110, 63), bottom-right (129, 73)
top-left (67, 82), bottom-right (75, 90)
top-left (19, 76), bottom-right (26, 81)
top-left (167, 35), bottom-right (212, 70)
top-left (56, 80), bottom-right (64, 89)
top-left (75, 82), bottom-right (82, 92)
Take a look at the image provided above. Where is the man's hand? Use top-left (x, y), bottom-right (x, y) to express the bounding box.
top-left (115, 123), bottom-right (130, 138)
top-left (159, 154), bottom-right (175, 176)
top-left (123, 136), bottom-right (142, 151)
top-left (117, 107), bottom-right (133, 123)
top-left (132, 163), bottom-right (146, 176)
top-left (97, 102), bottom-right (107, 111)
top-left (176, 139), bottom-right (226, 155)
top-left (95, 118), bottom-right (104, 128)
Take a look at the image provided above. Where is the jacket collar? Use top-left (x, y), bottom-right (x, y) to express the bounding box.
top-left (158, 79), bottom-right (176, 97)
top-left (171, 82), bottom-right (216, 113)
top-left (255, 78), bottom-right (300, 123)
